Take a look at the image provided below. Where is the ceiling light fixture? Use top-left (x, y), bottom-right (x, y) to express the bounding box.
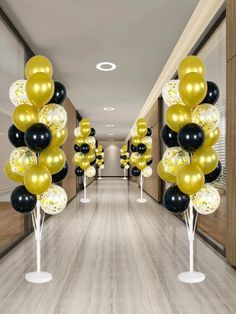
top-left (108, 133), bottom-right (114, 136)
top-left (103, 107), bottom-right (115, 111)
top-left (105, 124), bottom-right (115, 127)
top-left (96, 62), bottom-right (116, 72)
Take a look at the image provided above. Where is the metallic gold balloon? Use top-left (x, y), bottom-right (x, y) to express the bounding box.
top-left (79, 157), bottom-right (90, 170)
top-left (202, 127), bottom-right (220, 148)
top-left (80, 118), bottom-right (90, 128)
top-left (39, 103), bottom-right (67, 133)
top-left (80, 126), bottom-right (91, 138)
top-left (137, 125), bottom-right (147, 137)
top-left (157, 160), bottom-right (176, 183)
top-left (86, 151), bottom-right (96, 163)
top-left (162, 147), bottom-right (190, 176)
top-left (132, 136), bottom-right (142, 146)
top-left (24, 164), bottom-right (52, 194)
top-left (75, 136), bottom-right (85, 146)
top-left (192, 147), bottom-right (218, 174)
top-left (142, 152), bottom-right (152, 162)
top-left (39, 146), bottom-right (66, 174)
top-left (136, 158), bottom-right (146, 170)
top-left (73, 152), bottom-right (84, 166)
top-left (179, 72), bottom-right (207, 108)
top-left (9, 147), bottom-right (37, 175)
top-left (51, 127), bottom-right (68, 147)
top-left (25, 55), bottom-right (53, 79)
top-left (165, 104), bottom-right (191, 132)
top-left (4, 161), bottom-right (24, 183)
top-left (26, 72), bottom-right (54, 108)
top-left (136, 118), bottom-right (147, 128)
top-left (97, 145), bottom-right (103, 153)
top-left (192, 104), bottom-right (220, 132)
top-left (177, 164), bottom-right (204, 195)
top-left (178, 55), bottom-right (206, 79)
top-left (13, 104), bottom-right (38, 132)
top-left (39, 184), bottom-right (67, 215)
top-left (130, 152), bottom-right (141, 166)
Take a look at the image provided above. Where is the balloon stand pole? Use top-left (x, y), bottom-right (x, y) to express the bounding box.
top-left (123, 168), bottom-right (127, 180)
top-left (178, 201), bottom-right (205, 283)
top-left (25, 202), bottom-right (52, 284)
top-left (80, 174), bottom-right (90, 203)
top-left (98, 168), bottom-right (102, 180)
top-left (136, 172), bottom-right (147, 203)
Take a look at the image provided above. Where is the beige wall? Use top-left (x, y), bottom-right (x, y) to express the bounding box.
top-left (99, 141), bottom-right (124, 176)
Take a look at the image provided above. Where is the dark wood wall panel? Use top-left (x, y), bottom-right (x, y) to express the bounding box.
top-left (226, 0), bottom-right (236, 61)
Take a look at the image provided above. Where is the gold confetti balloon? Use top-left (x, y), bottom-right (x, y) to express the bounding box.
top-left (85, 136), bottom-right (96, 148)
top-left (192, 104), bottom-right (220, 132)
top-left (85, 166), bottom-right (96, 178)
top-left (9, 80), bottom-right (31, 106)
top-left (157, 160), bottom-right (176, 183)
top-left (25, 55), bottom-right (53, 79)
top-left (9, 147), bottom-right (37, 176)
top-left (192, 146), bottom-right (218, 174)
top-left (39, 184), bottom-right (67, 215)
top-left (191, 184), bottom-right (220, 215)
top-left (4, 161), bottom-right (24, 183)
top-left (13, 104), bottom-right (38, 132)
top-left (24, 164), bottom-right (52, 194)
top-left (142, 136), bottom-right (152, 146)
top-left (142, 166), bottom-right (152, 178)
top-left (74, 127), bottom-right (81, 137)
top-left (177, 164), bottom-right (204, 195)
top-left (51, 127), bottom-right (68, 147)
top-left (178, 55), bottom-right (206, 79)
top-left (39, 103), bottom-right (67, 133)
top-left (130, 152), bottom-right (141, 166)
top-left (162, 147), bottom-right (190, 176)
top-left (162, 80), bottom-right (184, 106)
top-left (130, 126), bottom-right (138, 137)
top-left (165, 104), bottom-right (191, 132)
top-left (39, 146), bottom-right (66, 174)
top-left (73, 152), bottom-right (84, 166)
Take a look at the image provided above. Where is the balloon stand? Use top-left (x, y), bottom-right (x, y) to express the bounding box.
top-left (136, 172), bottom-right (147, 203)
top-left (98, 168), bottom-right (102, 180)
top-left (80, 174), bottom-right (90, 203)
top-left (123, 168), bottom-right (127, 180)
top-left (178, 201), bottom-right (205, 283)
top-left (25, 202), bottom-right (52, 283)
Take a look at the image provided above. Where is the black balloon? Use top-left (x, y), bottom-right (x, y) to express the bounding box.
top-left (201, 81), bottom-right (220, 105)
top-left (147, 159), bottom-right (153, 166)
top-left (52, 162), bottom-right (69, 183)
top-left (205, 161), bottom-right (222, 183)
top-left (75, 166), bottom-right (84, 177)
top-left (163, 185), bottom-right (190, 214)
top-left (122, 155), bottom-right (127, 160)
top-left (97, 155), bottom-right (102, 160)
top-left (90, 128), bottom-right (96, 136)
top-left (8, 124), bottom-right (25, 147)
top-left (74, 144), bottom-right (80, 152)
top-left (146, 128), bottom-right (152, 136)
top-left (137, 143), bottom-right (146, 154)
top-left (90, 159), bottom-right (96, 166)
top-left (121, 165), bottom-right (124, 169)
top-left (10, 185), bottom-right (37, 214)
top-left (161, 124), bottom-right (178, 147)
top-left (131, 167), bottom-right (141, 177)
top-left (131, 144), bottom-right (137, 152)
top-left (177, 123), bottom-right (204, 152)
top-left (80, 143), bottom-right (90, 154)
top-left (25, 123), bottom-right (52, 152)
top-left (49, 81), bottom-right (67, 104)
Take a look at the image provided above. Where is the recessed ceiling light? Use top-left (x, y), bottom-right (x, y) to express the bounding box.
top-left (108, 133), bottom-right (114, 136)
top-left (96, 62), bottom-right (116, 72)
top-left (103, 107), bottom-right (115, 111)
top-left (105, 124), bottom-right (115, 127)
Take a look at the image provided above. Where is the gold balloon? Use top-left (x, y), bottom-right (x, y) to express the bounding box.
top-left (130, 152), bottom-right (141, 166)
top-left (79, 157), bottom-right (90, 170)
top-left (39, 103), bottom-right (67, 133)
top-left (51, 127), bottom-right (68, 147)
top-left (136, 118), bottom-right (147, 127)
top-left (179, 72), bottom-right (207, 108)
top-left (73, 152), bottom-right (84, 166)
top-left (26, 72), bottom-right (54, 108)
top-left (202, 127), bottom-right (220, 148)
top-left (192, 147), bottom-right (218, 174)
top-left (80, 118), bottom-right (90, 128)
top-left (13, 104), bottom-right (38, 132)
top-left (177, 164), bottom-right (204, 195)
top-left (136, 158), bottom-right (146, 171)
top-left (39, 146), bottom-right (66, 174)
top-left (86, 151), bottom-right (96, 163)
top-left (75, 136), bottom-right (85, 146)
top-left (162, 147), bottom-right (190, 176)
top-left (178, 55), bottom-right (206, 79)
top-left (165, 104), bottom-right (191, 132)
top-left (132, 136), bottom-right (142, 146)
top-left (157, 160), bottom-right (176, 183)
top-left (9, 147), bottom-right (37, 176)
top-left (25, 55), bottom-right (53, 79)
top-left (142, 151), bottom-right (152, 162)
top-left (137, 125), bottom-right (147, 137)
top-left (24, 164), bottom-right (52, 195)
top-left (97, 145), bottom-right (103, 153)
top-left (4, 161), bottom-right (23, 183)
top-left (80, 126), bottom-right (91, 138)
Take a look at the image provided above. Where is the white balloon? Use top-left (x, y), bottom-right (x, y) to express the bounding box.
top-left (74, 127), bottom-right (81, 137)
top-left (162, 80), bottom-right (184, 106)
top-left (131, 126), bottom-right (138, 137)
top-left (142, 166), bottom-right (152, 177)
top-left (39, 184), bottom-right (67, 215)
top-left (85, 166), bottom-right (96, 178)
top-left (100, 164), bottom-right (104, 170)
top-left (9, 79), bottom-right (31, 106)
top-left (125, 164), bottom-right (130, 170)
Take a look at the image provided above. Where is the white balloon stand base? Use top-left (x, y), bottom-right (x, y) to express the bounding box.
top-left (123, 177), bottom-right (128, 180)
top-left (98, 177), bottom-right (102, 180)
top-left (80, 198), bottom-right (90, 203)
top-left (136, 198), bottom-right (147, 203)
top-left (178, 271), bottom-right (205, 284)
top-left (136, 173), bottom-right (147, 203)
top-left (25, 271), bottom-right (52, 284)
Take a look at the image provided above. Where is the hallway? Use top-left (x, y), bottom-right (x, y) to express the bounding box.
top-left (0, 179), bottom-right (236, 313)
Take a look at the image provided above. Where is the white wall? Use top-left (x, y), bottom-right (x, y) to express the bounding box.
top-left (99, 141), bottom-right (124, 176)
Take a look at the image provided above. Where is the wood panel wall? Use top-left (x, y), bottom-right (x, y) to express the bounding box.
top-left (226, 0), bottom-right (236, 266)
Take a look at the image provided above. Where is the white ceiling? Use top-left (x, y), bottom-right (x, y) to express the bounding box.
top-left (1, 0), bottom-right (199, 140)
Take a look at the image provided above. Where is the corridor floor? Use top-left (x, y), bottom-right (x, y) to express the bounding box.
top-left (0, 179), bottom-right (236, 314)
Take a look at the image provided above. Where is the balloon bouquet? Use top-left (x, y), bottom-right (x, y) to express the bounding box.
top-left (73, 119), bottom-right (96, 203)
top-left (130, 119), bottom-right (153, 203)
top-left (120, 144), bottom-right (130, 180)
top-left (96, 145), bottom-right (105, 179)
top-left (158, 55), bottom-right (221, 283)
top-left (6, 55), bottom-right (68, 283)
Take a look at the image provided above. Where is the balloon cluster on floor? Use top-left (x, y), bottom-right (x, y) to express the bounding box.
top-left (6, 55), bottom-right (68, 215)
top-left (158, 55), bottom-right (221, 215)
top-left (130, 119), bottom-right (153, 178)
top-left (73, 119), bottom-right (96, 178)
top-left (120, 145), bottom-right (130, 170)
top-left (96, 145), bottom-right (105, 170)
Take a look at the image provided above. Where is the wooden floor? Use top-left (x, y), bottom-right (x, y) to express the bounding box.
top-left (0, 179), bottom-right (236, 314)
